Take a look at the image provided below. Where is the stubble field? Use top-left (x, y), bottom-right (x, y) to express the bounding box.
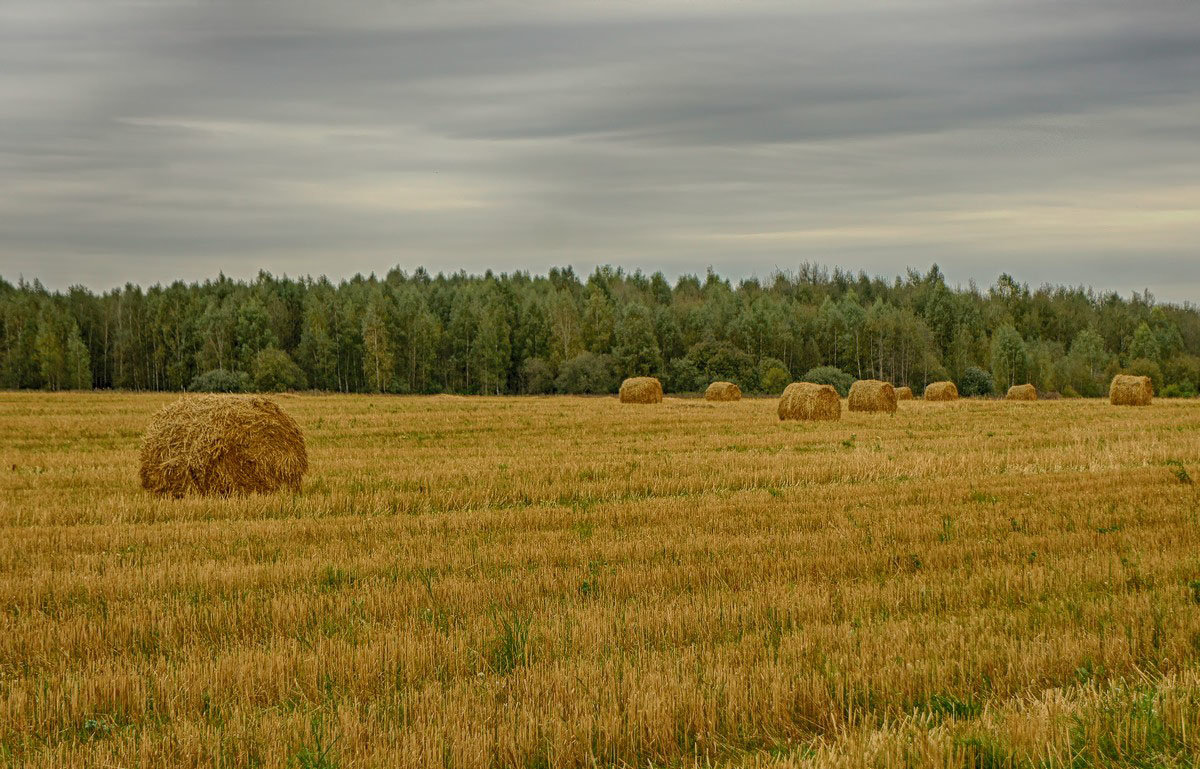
top-left (1, 392), bottom-right (1199, 768)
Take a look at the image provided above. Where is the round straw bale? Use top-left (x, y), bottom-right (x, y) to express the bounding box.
top-left (923, 381), bottom-right (959, 401)
top-left (704, 381), bottom-right (742, 401)
top-left (619, 377), bottom-right (663, 404)
top-left (848, 379), bottom-right (897, 413)
top-left (895, 386), bottom-right (914, 401)
top-left (778, 382), bottom-right (841, 421)
top-left (139, 395), bottom-right (308, 497)
top-left (1109, 374), bottom-right (1153, 406)
top-left (1005, 383), bottom-right (1037, 401)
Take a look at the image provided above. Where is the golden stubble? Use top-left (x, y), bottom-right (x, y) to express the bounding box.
top-left (0, 392), bottom-right (1198, 767)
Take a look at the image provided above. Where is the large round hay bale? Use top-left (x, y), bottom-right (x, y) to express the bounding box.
top-left (1006, 383), bottom-right (1037, 401)
top-left (778, 382), bottom-right (841, 421)
top-left (619, 377), bottom-right (663, 404)
top-left (704, 381), bottom-right (742, 401)
top-left (924, 381), bottom-right (959, 401)
top-left (1109, 374), bottom-right (1152, 406)
top-left (848, 379), bottom-right (897, 413)
top-left (139, 395), bottom-right (308, 497)
top-left (895, 386), bottom-right (914, 401)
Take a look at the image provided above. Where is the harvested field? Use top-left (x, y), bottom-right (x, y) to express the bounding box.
top-left (2, 392), bottom-right (1199, 768)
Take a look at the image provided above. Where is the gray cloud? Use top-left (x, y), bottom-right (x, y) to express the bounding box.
top-left (1, 0), bottom-right (1198, 301)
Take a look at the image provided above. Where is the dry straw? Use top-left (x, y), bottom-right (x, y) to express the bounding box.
top-left (895, 386), bottom-right (914, 401)
top-left (848, 379), bottom-right (897, 413)
top-left (619, 377), bottom-right (663, 404)
top-left (139, 395), bottom-right (308, 497)
top-left (778, 382), bottom-right (841, 421)
top-left (924, 381), bottom-right (959, 401)
top-left (1006, 384), bottom-right (1037, 401)
top-left (1109, 374), bottom-right (1153, 406)
top-left (704, 381), bottom-right (742, 401)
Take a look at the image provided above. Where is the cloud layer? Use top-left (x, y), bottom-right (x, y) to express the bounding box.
top-left (2, 0), bottom-right (1198, 300)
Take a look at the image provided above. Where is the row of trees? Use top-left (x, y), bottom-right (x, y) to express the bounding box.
top-left (2, 264), bottom-right (1198, 397)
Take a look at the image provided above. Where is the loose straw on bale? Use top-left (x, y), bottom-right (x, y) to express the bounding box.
top-left (704, 381), bottom-right (742, 401)
top-left (619, 377), bottom-right (663, 404)
top-left (924, 381), bottom-right (959, 401)
top-left (1109, 374), bottom-right (1153, 406)
top-left (1006, 384), bottom-right (1037, 401)
top-left (139, 395), bottom-right (308, 497)
top-left (778, 382), bottom-right (841, 421)
top-left (848, 379), bottom-right (897, 413)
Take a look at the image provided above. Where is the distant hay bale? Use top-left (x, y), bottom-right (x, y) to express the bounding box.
top-left (778, 382), bottom-right (841, 421)
top-left (1109, 374), bottom-right (1153, 406)
top-left (619, 377), bottom-right (663, 404)
top-left (924, 381), bottom-right (959, 401)
top-left (704, 381), bottom-right (742, 401)
top-left (895, 386), bottom-right (914, 401)
top-left (1006, 384), bottom-right (1037, 401)
top-left (848, 379), bottom-right (897, 413)
top-left (139, 395), bottom-right (308, 497)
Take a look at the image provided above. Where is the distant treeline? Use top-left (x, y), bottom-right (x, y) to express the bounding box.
top-left (2, 264), bottom-right (1198, 397)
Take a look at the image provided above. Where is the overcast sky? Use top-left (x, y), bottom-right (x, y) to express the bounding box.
top-left (2, 0), bottom-right (1198, 301)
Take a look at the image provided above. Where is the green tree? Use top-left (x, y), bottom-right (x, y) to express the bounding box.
top-left (614, 303), bottom-right (662, 377)
top-left (189, 369), bottom-right (249, 392)
top-left (990, 325), bottom-right (1029, 390)
top-left (839, 290), bottom-right (867, 377)
top-left (196, 298), bottom-right (235, 374)
top-left (519, 357), bottom-right (554, 394)
top-left (393, 286), bottom-right (441, 393)
top-left (234, 297), bottom-right (278, 370)
top-left (548, 290), bottom-right (582, 367)
top-left (555, 352), bottom-right (617, 394)
top-left (816, 297), bottom-right (846, 369)
top-left (801, 365), bottom-right (854, 397)
top-left (959, 366), bottom-right (995, 397)
top-left (472, 299), bottom-right (512, 395)
top-left (581, 290), bottom-right (615, 354)
top-left (252, 347), bottom-right (308, 392)
top-left (1057, 327), bottom-right (1112, 397)
top-left (64, 321), bottom-right (91, 389)
top-left (1127, 322), bottom-right (1160, 364)
top-left (757, 357), bottom-right (791, 394)
top-left (34, 309), bottom-right (67, 390)
top-left (361, 289), bottom-right (397, 393)
top-left (296, 281), bottom-right (340, 391)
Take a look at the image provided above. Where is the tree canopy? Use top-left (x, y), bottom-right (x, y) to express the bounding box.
top-left (2, 265), bottom-right (1197, 396)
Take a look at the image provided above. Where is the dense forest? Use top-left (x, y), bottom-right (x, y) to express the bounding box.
top-left (2, 264), bottom-right (1198, 397)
